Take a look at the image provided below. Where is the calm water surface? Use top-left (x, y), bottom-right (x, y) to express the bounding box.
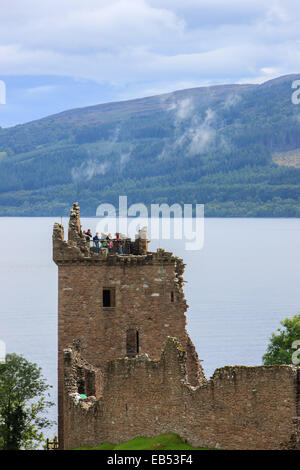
top-left (1, 217), bottom-right (300, 438)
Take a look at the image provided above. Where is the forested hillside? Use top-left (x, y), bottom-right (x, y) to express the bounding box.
top-left (0, 74), bottom-right (300, 216)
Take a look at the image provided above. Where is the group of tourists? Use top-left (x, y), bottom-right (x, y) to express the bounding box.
top-left (82, 229), bottom-right (123, 254)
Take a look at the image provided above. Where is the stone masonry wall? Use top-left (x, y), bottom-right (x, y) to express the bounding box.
top-left (63, 338), bottom-right (300, 450)
top-left (54, 204), bottom-right (300, 450)
top-left (57, 262), bottom-right (193, 371)
top-left (53, 203), bottom-right (205, 447)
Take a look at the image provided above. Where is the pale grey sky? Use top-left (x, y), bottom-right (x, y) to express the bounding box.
top-left (0, 0), bottom-right (300, 126)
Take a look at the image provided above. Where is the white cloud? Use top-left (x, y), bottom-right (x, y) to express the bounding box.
top-left (1, 0), bottom-right (300, 99)
top-left (25, 85), bottom-right (58, 95)
top-left (159, 102), bottom-right (221, 160)
top-left (168, 98), bottom-right (194, 122)
top-left (188, 108), bottom-right (217, 155)
top-left (223, 93), bottom-right (241, 110)
top-left (71, 159), bottom-right (110, 182)
top-left (0, 0), bottom-right (184, 53)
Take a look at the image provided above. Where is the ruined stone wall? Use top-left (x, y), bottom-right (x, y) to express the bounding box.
top-left (54, 204), bottom-right (299, 451)
top-left (62, 338), bottom-right (300, 450)
top-left (53, 204), bottom-right (205, 447)
top-left (54, 206), bottom-right (199, 377)
top-left (56, 256), bottom-right (204, 445)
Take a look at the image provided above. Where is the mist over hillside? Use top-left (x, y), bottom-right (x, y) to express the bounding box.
top-left (0, 74), bottom-right (300, 216)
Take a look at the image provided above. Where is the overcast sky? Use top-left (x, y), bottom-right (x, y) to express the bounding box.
top-left (1, 0), bottom-right (300, 127)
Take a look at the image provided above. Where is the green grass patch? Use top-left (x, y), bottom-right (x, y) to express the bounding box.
top-left (73, 433), bottom-right (211, 450)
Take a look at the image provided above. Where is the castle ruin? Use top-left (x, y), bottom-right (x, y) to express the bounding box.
top-left (53, 203), bottom-right (300, 450)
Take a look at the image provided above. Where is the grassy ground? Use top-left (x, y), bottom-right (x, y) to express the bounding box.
top-left (73, 433), bottom-right (211, 450)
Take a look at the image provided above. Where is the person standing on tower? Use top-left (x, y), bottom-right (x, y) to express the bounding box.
top-left (86, 229), bottom-right (92, 243)
top-left (115, 233), bottom-right (123, 254)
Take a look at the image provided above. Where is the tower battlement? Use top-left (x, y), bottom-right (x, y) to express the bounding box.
top-left (53, 202), bottom-right (150, 264)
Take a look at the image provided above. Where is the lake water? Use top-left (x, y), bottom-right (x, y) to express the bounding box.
top-left (1, 217), bottom-right (300, 439)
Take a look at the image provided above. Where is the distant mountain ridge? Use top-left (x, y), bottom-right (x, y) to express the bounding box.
top-left (0, 73), bottom-right (300, 216)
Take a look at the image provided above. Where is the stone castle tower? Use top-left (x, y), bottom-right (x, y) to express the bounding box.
top-left (53, 203), bottom-right (205, 448)
top-left (53, 203), bottom-right (299, 450)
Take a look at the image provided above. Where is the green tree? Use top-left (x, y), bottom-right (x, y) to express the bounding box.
top-left (0, 353), bottom-right (55, 450)
top-left (262, 314), bottom-right (300, 365)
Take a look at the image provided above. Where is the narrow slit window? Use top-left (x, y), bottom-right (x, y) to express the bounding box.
top-left (171, 291), bottom-right (174, 302)
top-left (103, 288), bottom-right (115, 307)
top-left (77, 379), bottom-right (85, 395)
top-left (126, 329), bottom-right (139, 357)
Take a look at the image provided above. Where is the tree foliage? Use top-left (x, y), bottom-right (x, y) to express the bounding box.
top-left (262, 314), bottom-right (300, 365)
top-left (0, 353), bottom-right (54, 450)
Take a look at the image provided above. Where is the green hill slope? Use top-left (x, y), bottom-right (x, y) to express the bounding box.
top-left (1, 74), bottom-right (300, 216)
